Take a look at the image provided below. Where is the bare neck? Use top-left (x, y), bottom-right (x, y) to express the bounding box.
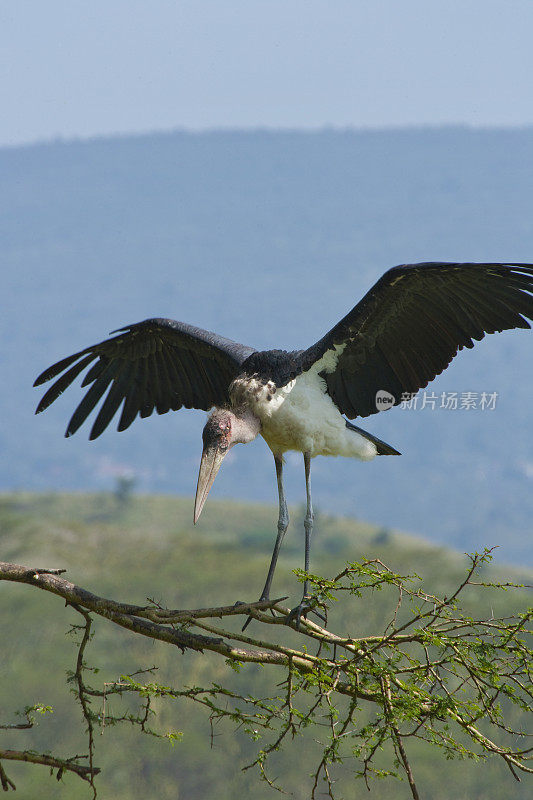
top-left (230, 407), bottom-right (261, 444)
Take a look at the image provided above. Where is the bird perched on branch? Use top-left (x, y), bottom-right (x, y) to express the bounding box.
top-left (34, 262), bottom-right (533, 626)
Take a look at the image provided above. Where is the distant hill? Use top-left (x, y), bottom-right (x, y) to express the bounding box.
top-left (1, 127), bottom-right (533, 564)
top-left (1, 492), bottom-right (531, 800)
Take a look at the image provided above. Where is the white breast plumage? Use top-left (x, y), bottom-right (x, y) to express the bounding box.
top-left (231, 372), bottom-right (376, 461)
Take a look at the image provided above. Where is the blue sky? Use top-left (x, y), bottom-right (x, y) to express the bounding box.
top-left (2, 1), bottom-right (533, 146)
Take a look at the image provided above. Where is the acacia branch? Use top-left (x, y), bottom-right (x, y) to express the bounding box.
top-left (0, 749), bottom-right (99, 784)
top-left (71, 607), bottom-right (97, 799)
top-left (1, 554), bottom-right (531, 799)
top-left (0, 561), bottom-right (379, 703)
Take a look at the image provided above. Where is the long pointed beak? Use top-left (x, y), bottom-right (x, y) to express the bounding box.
top-left (194, 444), bottom-right (228, 524)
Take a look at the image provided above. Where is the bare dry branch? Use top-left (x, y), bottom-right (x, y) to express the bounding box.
top-left (0, 749), bottom-right (99, 783)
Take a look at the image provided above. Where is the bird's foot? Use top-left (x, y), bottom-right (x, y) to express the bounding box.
top-left (240, 595), bottom-right (269, 632)
top-left (285, 596), bottom-right (325, 630)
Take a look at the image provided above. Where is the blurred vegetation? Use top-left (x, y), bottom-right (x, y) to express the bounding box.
top-left (0, 492), bottom-right (531, 799)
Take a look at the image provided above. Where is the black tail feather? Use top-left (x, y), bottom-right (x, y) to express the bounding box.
top-left (345, 420), bottom-right (401, 456)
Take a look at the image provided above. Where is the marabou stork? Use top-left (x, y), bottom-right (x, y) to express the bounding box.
top-left (34, 262), bottom-right (533, 626)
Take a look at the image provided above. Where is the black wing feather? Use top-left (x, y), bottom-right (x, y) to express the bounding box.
top-left (137, 356), bottom-right (154, 418)
top-left (36, 354), bottom-right (95, 414)
top-left (34, 318), bottom-right (256, 438)
top-left (66, 361), bottom-right (117, 437)
top-left (298, 262), bottom-right (533, 419)
top-left (117, 364), bottom-right (142, 432)
top-left (89, 366), bottom-right (131, 440)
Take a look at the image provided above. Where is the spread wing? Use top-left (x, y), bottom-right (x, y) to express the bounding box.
top-left (34, 318), bottom-right (256, 439)
top-left (298, 262), bottom-right (533, 419)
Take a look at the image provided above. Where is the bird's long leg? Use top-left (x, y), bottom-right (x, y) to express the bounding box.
top-left (241, 453), bottom-right (289, 631)
top-left (302, 451), bottom-right (313, 598)
top-left (260, 454), bottom-right (290, 600)
top-left (287, 451), bottom-right (321, 629)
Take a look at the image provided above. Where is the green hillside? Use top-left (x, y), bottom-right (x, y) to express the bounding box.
top-left (0, 492), bottom-right (531, 799)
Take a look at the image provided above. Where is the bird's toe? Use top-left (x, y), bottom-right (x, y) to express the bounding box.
top-left (286, 597), bottom-right (325, 629)
top-left (286, 598), bottom-right (312, 630)
top-left (240, 595), bottom-right (271, 632)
